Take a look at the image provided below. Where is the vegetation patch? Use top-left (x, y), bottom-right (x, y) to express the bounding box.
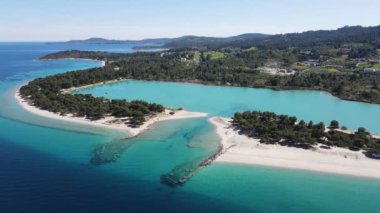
top-left (326, 68), bottom-right (340, 73)
top-left (291, 63), bottom-right (309, 71)
top-left (356, 62), bottom-right (370, 69)
top-left (326, 55), bottom-right (348, 66)
top-left (193, 51), bottom-right (225, 61)
top-left (244, 46), bottom-right (257, 52)
top-left (232, 111), bottom-right (380, 155)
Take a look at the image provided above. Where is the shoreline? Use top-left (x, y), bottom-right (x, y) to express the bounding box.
top-left (209, 117), bottom-right (380, 179)
top-left (15, 90), bottom-right (208, 137)
top-left (61, 78), bottom-right (129, 93)
top-left (40, 57), bottom-right (106, 67)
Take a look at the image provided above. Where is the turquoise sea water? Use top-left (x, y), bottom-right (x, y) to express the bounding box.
top-left (1, 43), bottom-right (380, 212)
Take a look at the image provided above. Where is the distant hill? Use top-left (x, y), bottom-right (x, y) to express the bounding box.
top-left (224, 25), bottom-right (380, 49)
top-left (229, 33), bottom-right (271, 40)
top-left (67, 37), bottom-right (121, 44)
top-left (60, 33), bottom-right (271, 48)
top-left (161, 34), bottom-right (270, 48)
top-left (66, 37), bottom-right (171, 44)
top-left (57, 25), bottom-right (380, 50)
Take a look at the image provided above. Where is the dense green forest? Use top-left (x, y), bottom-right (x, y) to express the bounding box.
top-left (40, 50), bottom-right (155, 61)
top-left (20, 73), bottom-right (165, 126)
top-left (232, 111), bottom-right (380, 156)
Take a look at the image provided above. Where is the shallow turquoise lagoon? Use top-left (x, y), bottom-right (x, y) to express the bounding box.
top-left (1, 43), bottom-right (380, 213)
top-left (77, 80), bottom-right (380, 134)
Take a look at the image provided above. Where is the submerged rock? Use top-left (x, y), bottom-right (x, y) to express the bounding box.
top-left (161, 145), bottom-right (223, 187)
top-left (90, 138), bottom-right (135, 165)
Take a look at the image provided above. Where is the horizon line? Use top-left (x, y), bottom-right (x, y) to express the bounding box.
top-left (0, 24), bottom-right (378, 43)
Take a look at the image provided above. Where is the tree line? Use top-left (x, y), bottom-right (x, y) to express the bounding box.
top-left (20, 76), bottom-right (164, 126)
top-left (232, 111), bottom-right (380, 156)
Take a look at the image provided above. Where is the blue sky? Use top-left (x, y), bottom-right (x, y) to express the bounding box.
top-left (1, 0), bottom-right (380, 41)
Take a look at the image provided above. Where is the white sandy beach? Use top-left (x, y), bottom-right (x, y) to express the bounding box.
top-left (15, 90), bottom-right (207, 137)
top-left (209, 117), bottom-right (380, 179)
top-left (41, 58), bottom-right (106, 67)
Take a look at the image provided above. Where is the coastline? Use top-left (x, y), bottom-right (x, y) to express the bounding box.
top-left (15, 90), bottom-right (207, 137)
top-left (61, 78), bottom-right (128, 93)
top-left (40, 57), bottom-right (106, 67)
top-left (209, 117), bottom-right (380, 179)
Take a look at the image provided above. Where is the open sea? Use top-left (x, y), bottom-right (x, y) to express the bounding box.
top-left (1, 42), bottom-right (380, 213)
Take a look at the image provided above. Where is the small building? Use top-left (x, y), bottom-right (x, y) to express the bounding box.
top-left (349, 58), bottom-right (366, 63)
top-left (257, 67), bottom-right (296, 76)
top-left (300, 50), bottom-right (312, 55)
top-left (368, 58), bottom-right (380, 64)
top-left (302, 59), bottom-right (320, 67)
top-left (364, 68), bottom-right (380, 73)
top-left (339, 48), bottom-right (352, 54)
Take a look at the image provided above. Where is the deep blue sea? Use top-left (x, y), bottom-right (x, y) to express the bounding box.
top-left (1, 42), bottom-right (380, 213)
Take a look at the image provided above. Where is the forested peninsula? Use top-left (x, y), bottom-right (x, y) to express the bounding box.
top-left (19, 59), bottom-right (165, 126)
top-left (232, 111), bottom-right (380, 157)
